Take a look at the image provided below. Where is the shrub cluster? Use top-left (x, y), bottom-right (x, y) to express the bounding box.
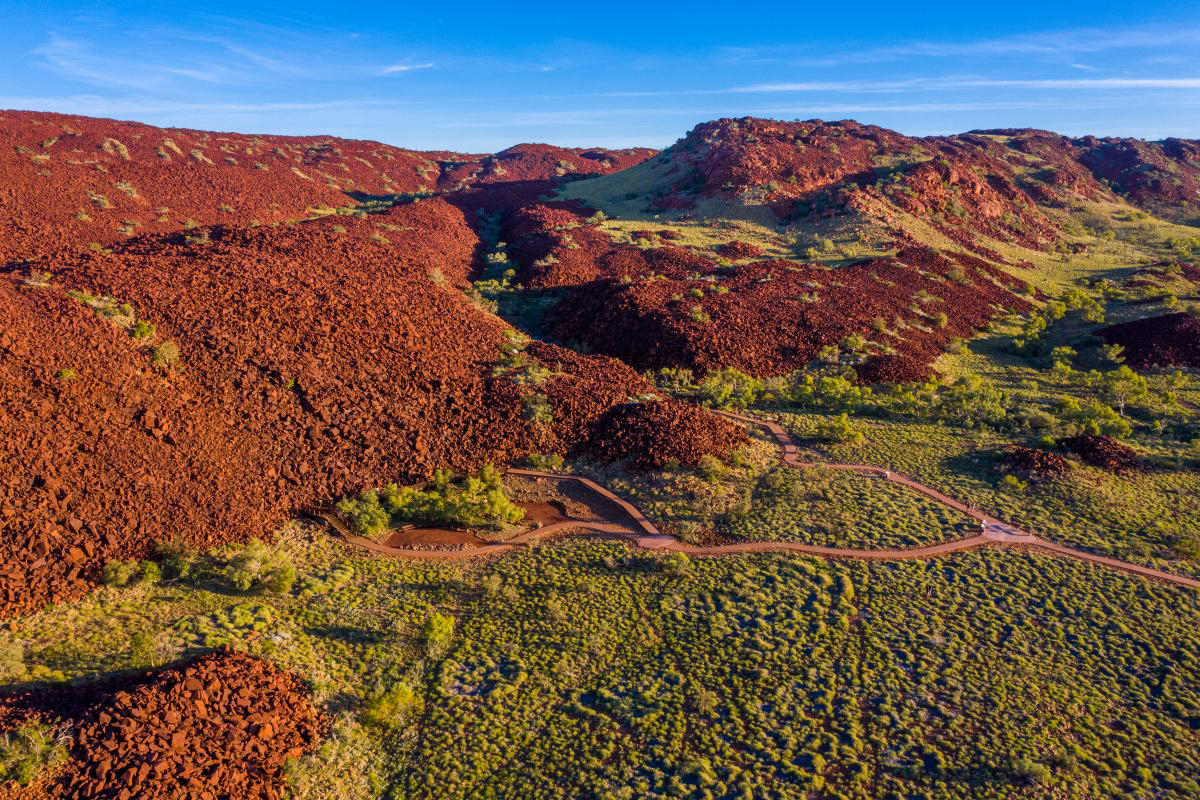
top-left (336, 465), bottom-right (525, 540)
top-left (0, 723), bottom-right (67, 786)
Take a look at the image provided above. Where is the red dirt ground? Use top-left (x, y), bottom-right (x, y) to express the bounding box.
top-left (0, 648), bottom-right (324, 799)
top-left (1098, 312), bottom-right (1200, 369)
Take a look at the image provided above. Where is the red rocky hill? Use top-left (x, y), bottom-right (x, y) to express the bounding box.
top-left (1, 110), bottom-right (1196, 620)
top-left (0, 110), bottom-right (654, 263)
top-left (0, 191), bottom-right (736, 619)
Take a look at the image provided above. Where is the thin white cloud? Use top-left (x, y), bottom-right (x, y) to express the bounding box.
top-left (598, 76), bottom-right (1200, 99)
top-left (718, 24), bottom-right (1200, 67)
top-left (750, 99), bottom-right (1113, 114)
top-left (33, 28), bottom-right (436, 90)
top-left (35, 32), bottom-right (260, 89)
top-left (0, 95), bottom-right (418, 116)
top-left (730, 77), bottom-right (1200, 94)
top-left (379, 63), bottom-right (434, 75)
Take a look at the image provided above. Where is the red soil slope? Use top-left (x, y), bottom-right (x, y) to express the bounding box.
top-left (494, 119), bottom-right (1071, 380)
top-left (974, 128), bottom-right (1200, 220)
top-left (0, 649), bottom-right (324, 799)
top-left (451, 144), bottom-right (657, 189)
top-left (638, 118), bottom-right (1061, 252)
top-left (1098, 312), bottom-right (1200, 369)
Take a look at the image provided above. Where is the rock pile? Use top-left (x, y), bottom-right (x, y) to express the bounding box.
top-left (713, 241), bottom-right (764, 260)
top-left (0, 649), bottom-right (325, 799)
top-left (1001, 446), bottom-right (1072, 482)
top-left (584, 400), bottom-right (748, 470)
top-left (1061, 434), bottom-right (1141, 473)
top-left (1098, 312), bottom-right (1200, 369)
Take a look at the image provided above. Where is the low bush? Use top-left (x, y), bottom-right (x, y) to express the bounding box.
top-left (151, 341), bottom-right (180, 370)
top-left (223, 539), bottom-right (296, 595)
top-left (423, 612), bottom-right (455, 658)
top-left (0, 641), bottom-right (26, 683)
top-left (0, 722), bottom-right (67, 786)
top-left (102, 559), bottom-right (139, 587)
top-left (128, 631), bottom-right (158, 668)
top-left (337, 465), bottom-right (525, 540)
top-left (815, 413), bottom-right (864, 444)
top-left (132, 320), bottom-right (155, 342)
top-left (361, 682), bottom-right (424, 729)
top-left (523, 453), bottom-right (565, 472)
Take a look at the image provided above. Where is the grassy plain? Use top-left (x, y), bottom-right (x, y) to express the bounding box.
top-left (4, 530), bottom-right (1199, 799)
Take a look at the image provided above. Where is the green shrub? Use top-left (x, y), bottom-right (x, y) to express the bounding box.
top-left (128, 631), bottom-right (158, 668)
top-left (151, 340), bottom-right (180, 369)
top-left (152, 539), bottom-right (197, 581)
top-left (661, 552), bottom-right (692, 576)
top-left (138, 560), bottom-right (162, 585)
top-left (1171, 532), bottom-right (1200, 561)
top-left (522, 393), bottom-right (554, 425)
top-left (222, 539), bottom-right (295, 594)
top-left (340, 465), bottom-right (524, 540)
top-left (1012, 757), bottom-right (1051, 785)
top-left (523, 453), bottom-right (565, 472)
top-left (815, 413), bottom-right (864, 444)
top-left (132, 320), bottom-right (155, 342)
top-left (263, 562), bottom-right (297, 595)
top-left (361, 683), bottom-right (423, 729)
top-left (0, 723), bottom-right (66, 786)
top-left (697, 367), bottom-right (763, 410)
top-left (102, 559), bottom-right (139, 587)
top-left (0, 641), bottom-right (26, 683)
top-left (423, 612), bottom-right (455, 658)
top-left (695, 454), bottom-right (726, 483)
top-left (335, 490), bottom-right (391, 538)
top-left (1000, 474), bottom-right (1028, 493)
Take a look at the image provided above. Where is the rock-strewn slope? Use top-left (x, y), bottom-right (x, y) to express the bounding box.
top-left (0, 110), bottom-right (654, 262)
top-left (0, 648), bottom-right (325, 799)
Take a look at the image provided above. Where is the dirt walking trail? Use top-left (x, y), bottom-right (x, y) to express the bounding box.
top-left (312, 411), bottom-right (1200, 590)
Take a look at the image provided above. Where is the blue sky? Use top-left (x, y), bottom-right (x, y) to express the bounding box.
top-left (3, 1), bottom-right (1199, 151)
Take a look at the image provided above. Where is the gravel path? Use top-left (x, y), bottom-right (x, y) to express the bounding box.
top-left (311, 411), bottom-right (1199, 590)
